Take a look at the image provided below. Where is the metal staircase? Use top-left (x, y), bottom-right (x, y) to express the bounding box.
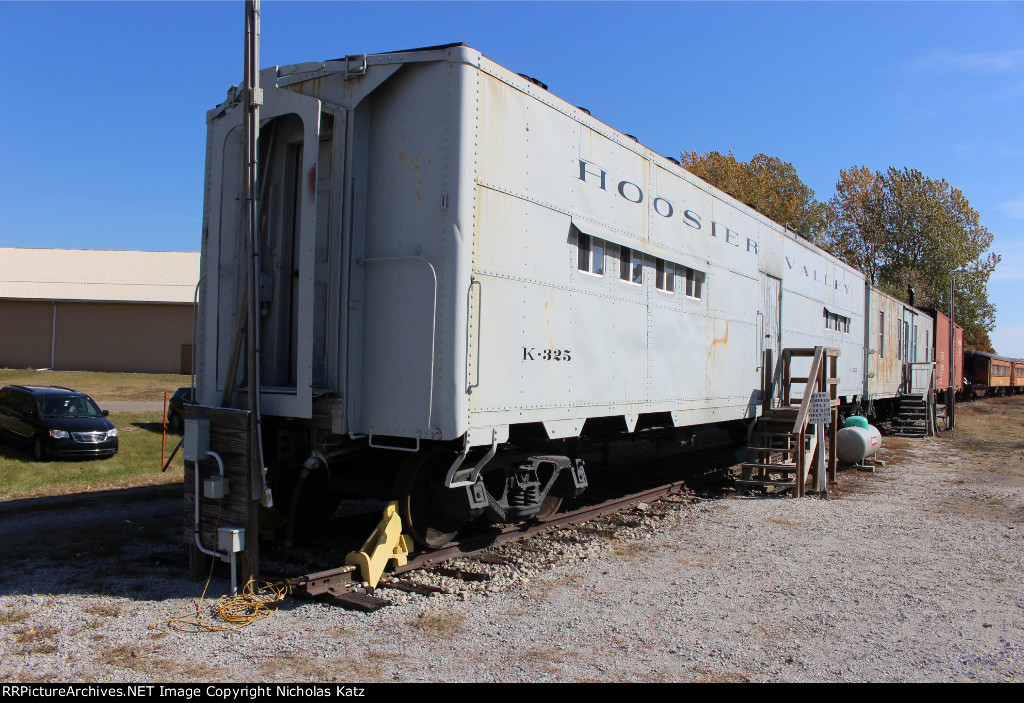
top-left (892, 394), bottom-right (929, 437)
top-left (893, 362), bottom-right (937, 437)
top-left (737, 347), bottom-right (839, 497)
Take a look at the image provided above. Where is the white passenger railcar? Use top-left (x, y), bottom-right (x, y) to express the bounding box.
top-left (197, 44), bottom-right (932, 546)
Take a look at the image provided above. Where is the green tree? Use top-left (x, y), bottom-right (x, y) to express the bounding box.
top-left (823, 166), bottom-right (1000, 343)
top-left (819, 165), bottom-right (886, 283)
top-left (964, 327), bottom-right (996, 354)
top-left (680, 151), bottom-right (828, 241)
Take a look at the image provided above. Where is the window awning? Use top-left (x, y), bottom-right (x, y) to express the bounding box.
top-left (571, 217), bottom-right (705, 271)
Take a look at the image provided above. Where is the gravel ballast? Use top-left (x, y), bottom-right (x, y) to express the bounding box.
top-left (1, 407), bottom-right (1022, 682)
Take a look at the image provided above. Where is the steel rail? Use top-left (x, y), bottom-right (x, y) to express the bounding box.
top-left (287, 476), bottom-right (697, 595)
top-left (394, 479), bottom-right (691, 573)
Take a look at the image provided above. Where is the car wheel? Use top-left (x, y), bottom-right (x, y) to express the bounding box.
top-left (33, 438), bottom-right (47, 461)
top-left (168, 413), bottom-right (182, 434)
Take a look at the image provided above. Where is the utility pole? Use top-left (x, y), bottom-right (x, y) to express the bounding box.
top-left (949, 269), bottom-right (967, 430)
top-left (243, 0), bottom-right (263, 580)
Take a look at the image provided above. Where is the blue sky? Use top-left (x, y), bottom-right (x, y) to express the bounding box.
top-left (1, 1), bottom-right (1022, 354)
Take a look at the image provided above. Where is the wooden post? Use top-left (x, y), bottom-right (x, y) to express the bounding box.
top-left (183, 405), bottom-right (256, 585)
top-left (782, 350), bottom-right (792, 407)
top-left (815, 422), bottom-right (826, 495)
top-left (188, 543), bottom-right (211, 581)
top-left (947, 387), bottom-right (955, 430)
top-left (828, 407), bottom-right (838, 483)
top-left (796, 429), bottom-right (806, 497)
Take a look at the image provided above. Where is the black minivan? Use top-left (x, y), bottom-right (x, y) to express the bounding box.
top-left (0, 385), bottom-right (118, 460)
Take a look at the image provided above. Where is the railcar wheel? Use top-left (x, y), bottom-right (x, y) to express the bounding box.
top-left (395, 449), bottom-right (467, 549)
top-left (533, 494), bottom-right (563, 521)
top-left (530, 440), bottom-right (568, 521)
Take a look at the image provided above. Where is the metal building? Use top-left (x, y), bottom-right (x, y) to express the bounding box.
top-left (0, 248), bottom-right (200, 374)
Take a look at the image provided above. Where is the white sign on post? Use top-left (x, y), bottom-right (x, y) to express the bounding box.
top-left (808, 392), bottom-right (831, 425)
top-left (809, 391), bottom-right (830, 496)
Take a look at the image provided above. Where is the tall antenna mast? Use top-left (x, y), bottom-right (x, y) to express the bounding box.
top-left (243, 0), bottom-right (266, 575)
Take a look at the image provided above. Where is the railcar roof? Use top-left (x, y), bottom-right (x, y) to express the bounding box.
top-left (258, 44), bottom-right (867, 275)
top-left (329, 42), bottom-right (468, 60)
top-left (964, 350), bottom-right (1013, 362)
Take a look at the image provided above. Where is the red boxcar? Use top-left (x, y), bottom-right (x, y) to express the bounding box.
top-left (923, 307), bottom-right (964, 393)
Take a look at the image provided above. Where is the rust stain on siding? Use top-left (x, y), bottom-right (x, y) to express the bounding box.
top-left (307, 165), bottom-right (317, 199)
top-left (709, 320), bottom-right (729, 352)
top-left (706, 320), bottom-right (729, 380)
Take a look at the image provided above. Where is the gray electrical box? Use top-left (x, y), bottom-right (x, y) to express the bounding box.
top-left (217, 526), bottom-right (245, 554)
top-left (184, 418), bottom-right (210, 462)
top-left (203, 475), bottom-right (230, 499)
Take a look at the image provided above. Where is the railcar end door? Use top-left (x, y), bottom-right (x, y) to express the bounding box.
top-left (759, 273), bottom-right (782, 405)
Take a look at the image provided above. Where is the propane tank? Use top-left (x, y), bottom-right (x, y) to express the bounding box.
top-left (836, 419), bottom-right (881, 464)
top-left (845, 415), bottom-right (869, 430)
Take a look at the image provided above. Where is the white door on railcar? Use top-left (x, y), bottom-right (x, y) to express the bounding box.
top-left (759, 273), bottom-right (782, 403)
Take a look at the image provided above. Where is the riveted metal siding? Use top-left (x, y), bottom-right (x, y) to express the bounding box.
top-left (469, 54), bottom-right (865, 435)
top-left (355, 58), bottom-right (477, 441)
top-left (929, 309), bottom-right (962, 392)
top-left (198, 45), bottom-right (945, 448)
top-left (759, 274), bottom-right (782, 401)
top-left (868, 291), bottom-right (906, 398)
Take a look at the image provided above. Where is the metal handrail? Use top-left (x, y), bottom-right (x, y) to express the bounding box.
top-left (467, 277), bottom-right (482, 393)
top-left (906, 361), bottom-right (934, 395)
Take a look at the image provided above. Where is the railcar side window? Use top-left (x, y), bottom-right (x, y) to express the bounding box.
top-left (878, 312), bottom-right (885, 357)
top-left (655, 258), bottom-right (674, 292)
top-left (682, 266), bottom-right (704, 299)
top-left (823, 308), bottom-right (850, 333)
top-left (619, 247), bottom-right (642, 285)
top-left (598, 242), bottom-right (701, 298)
top-left (577, 233), bottom-right (604, 276)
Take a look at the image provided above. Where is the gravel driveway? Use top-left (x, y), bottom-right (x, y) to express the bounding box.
top-left (1, 402), bottom-right (1021, 683)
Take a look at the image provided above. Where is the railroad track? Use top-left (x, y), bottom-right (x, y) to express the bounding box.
top-left (286, 439), bottom-right (737, 610)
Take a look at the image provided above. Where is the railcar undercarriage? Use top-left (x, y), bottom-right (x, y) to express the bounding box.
top-left (259, 417), bottom-right (745, 552)
top-left (263, 422), bottom-right (590, 550)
